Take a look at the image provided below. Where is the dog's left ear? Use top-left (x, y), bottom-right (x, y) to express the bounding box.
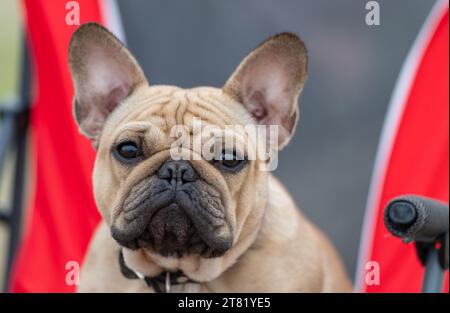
top-left (68, 22), bottom-right (148, 144)
top-left (223, 33), bottom-right (308, 149)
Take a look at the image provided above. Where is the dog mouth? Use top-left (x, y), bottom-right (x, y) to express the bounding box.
top-left (111, 174), bottom-right (233, 258)
top-left (137, 203), bottom-right (226, 258)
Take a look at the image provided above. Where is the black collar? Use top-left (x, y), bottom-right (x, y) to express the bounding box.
top-left (118, 249), bottom-right (197, 293)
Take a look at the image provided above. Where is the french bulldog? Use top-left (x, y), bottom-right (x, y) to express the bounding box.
top-left (68, 22), bottom-right (351, 292)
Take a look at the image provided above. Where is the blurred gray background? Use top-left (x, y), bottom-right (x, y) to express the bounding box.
top-left (117, 0), bottom-right (435, 279)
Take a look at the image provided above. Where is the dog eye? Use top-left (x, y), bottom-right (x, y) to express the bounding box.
top-left (215, 151), bottom-right (246, 171)
top-left (114, 141), bottom-right (142, 163)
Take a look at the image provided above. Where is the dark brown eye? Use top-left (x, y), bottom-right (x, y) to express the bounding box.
top-left (215, 151), bottom-right (246, 171)
top-left (114, 141), bottom-right (142, 163)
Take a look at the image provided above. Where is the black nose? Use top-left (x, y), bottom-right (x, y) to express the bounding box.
top-left (157, 160), bottom-right (198, 184)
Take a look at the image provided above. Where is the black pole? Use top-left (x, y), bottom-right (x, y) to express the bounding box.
top-left (422, 248), bottom-right (445, 293)
top-left (3, 34), bottom-right (31, 292)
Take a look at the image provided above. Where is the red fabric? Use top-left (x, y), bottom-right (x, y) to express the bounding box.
top-left (363, 7), bottom-right (449, 292)
top-left (10, 0), bottom-right (102, 292)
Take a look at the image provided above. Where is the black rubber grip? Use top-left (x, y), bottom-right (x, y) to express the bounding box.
top-left (384, 195), bottom-right (449, 243)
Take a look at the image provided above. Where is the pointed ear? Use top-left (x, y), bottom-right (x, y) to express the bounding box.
top-left (223, 33), bottom-right (308, 149)
top-left (68, 22), bottom-right (148, 143)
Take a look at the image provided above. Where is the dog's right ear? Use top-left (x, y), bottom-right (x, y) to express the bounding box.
top-left (68, 23), bottom-right (148, 144)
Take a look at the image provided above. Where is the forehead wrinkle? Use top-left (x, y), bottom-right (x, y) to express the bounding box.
top-left (185, 106), bottom-right (228, 128)
top-left (118, 121), bottom-right (153, 133)
top-left (133, 95), bottom-right (171, 111)
top-left (113, 94), bottom-right (171, 129)
top-left (184, 93), bottom-right (226, 127)
top-left (133, 100), bottom-right (169, 122)
top-left (175, 93), bottom-right (189, 127)
top-left (114, 85), bottom-right (180, 122)
top-left (192, 98), bottom-right (234, 126)
top-left (195, 91), bottom-right (249, 126)
top-left (157, 90), bottom-right (189, 132)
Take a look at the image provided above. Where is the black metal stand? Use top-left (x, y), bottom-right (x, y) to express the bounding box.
top-left (416, 232), bottom-right (449, 293)
top-left (0, 35), bottom-right (31, 292)
top-left (422, 249), bottom-right (445, 292)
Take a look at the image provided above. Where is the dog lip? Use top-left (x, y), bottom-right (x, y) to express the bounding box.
top-left (111, 225), bottom-right (141, 250)
top-left (113, 176), bottom-right (233, 257)
top-left (113, 201), bottom-right (232, 257)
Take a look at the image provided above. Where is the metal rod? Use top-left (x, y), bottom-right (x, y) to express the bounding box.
top-left (0, 112), bottom-right (15, 187)
top-left (0, 211), bottom-right (10, 223)
top-left (422, 248), bottom-right (445, 293)
top-left (2, 33), bottom-right (31, 292)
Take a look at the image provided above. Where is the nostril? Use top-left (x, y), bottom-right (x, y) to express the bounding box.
top-left (180, 167), bottom-right (198, 183)
top-left (157, 163), bottom-right (174, 181)
top-left (157, 160), bottom-right (198, 184)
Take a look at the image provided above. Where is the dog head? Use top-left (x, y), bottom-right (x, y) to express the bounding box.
top-left (69, 23), bottom-right (307, 279)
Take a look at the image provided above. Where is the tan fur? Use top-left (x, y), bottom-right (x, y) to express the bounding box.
top-left (69, 23), bottom-right (351, 293)
top-left (80, 175), bottom-right (350, 292)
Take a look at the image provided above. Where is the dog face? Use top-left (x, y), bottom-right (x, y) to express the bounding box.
top-left (69, 23), bottom-right (307, 278)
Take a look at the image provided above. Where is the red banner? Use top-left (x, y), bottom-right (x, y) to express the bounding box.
top-left (357, 1), bottom-right (449, 293)
top-left (11, 0), bottom-right (104, 293)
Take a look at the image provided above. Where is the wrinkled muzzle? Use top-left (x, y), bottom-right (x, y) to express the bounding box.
top-left (111, 160), bottom-right (233, 258)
